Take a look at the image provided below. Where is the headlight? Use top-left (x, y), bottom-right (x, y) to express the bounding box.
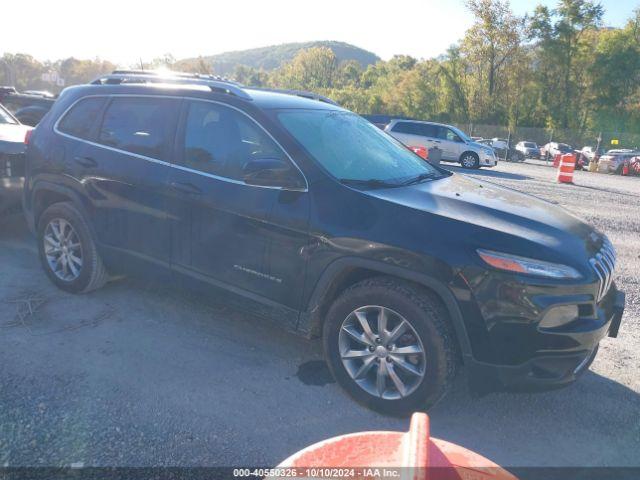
top-left (482, 147), bottom-right (493, 155)
top-left (477, 249), bottom-right (582, 279)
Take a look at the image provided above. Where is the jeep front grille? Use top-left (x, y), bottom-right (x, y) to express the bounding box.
top-left (589, 238), bottom-right (616, 302)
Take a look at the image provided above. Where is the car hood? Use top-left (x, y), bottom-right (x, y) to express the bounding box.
top-left (367, 173), bottom-right (597, 260)
top-left (468, 141), bottom-right (493, 151)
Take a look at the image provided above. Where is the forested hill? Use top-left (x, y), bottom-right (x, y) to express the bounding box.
top-left (177, 41), bottom-right (380, 75)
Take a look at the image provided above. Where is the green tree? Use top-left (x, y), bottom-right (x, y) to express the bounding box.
top-left (529, 0), bottom-right (604, 128)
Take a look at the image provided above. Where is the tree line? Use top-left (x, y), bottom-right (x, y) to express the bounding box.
top-left (1, 0), bottom-right (639, 140)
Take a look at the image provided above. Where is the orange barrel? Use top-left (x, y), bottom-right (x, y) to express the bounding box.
top-left (622, 159), bottom-right (629, 176)
top-left (553, 153), bottom-right (562, 167)
top-left (274, 413), bottom-right (517, 480)
top-left (408, 146), bottom-right (428, 160)
top-left (557, 153), bottom-right (576, 183)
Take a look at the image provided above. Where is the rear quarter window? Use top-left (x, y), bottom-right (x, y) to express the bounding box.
top-left (57, 97), bottom-right (106, 140)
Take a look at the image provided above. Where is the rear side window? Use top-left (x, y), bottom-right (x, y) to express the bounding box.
top-left (418, 124), bottom-right (437, 137)
top-left (391, 122), bottom-right (414, 134)
top-left (98, 97), bottom-right (178, 160)
top-left (58, 97), bottom-right (106, 139)
top-left (182, 100), bottom-right (286, 181)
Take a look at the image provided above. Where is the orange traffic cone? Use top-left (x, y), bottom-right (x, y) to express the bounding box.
top-left (274, 413), bottom-right (517, 480)
top-left (557, 153), bottom-right (576, 184)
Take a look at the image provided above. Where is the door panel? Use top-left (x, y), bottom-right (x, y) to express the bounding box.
top-left (64, 96), bottom-right (179, 269)
top-left (435, 126), bottom-right (462, 160)
top-left (168, 99), bottom-right (310, 310)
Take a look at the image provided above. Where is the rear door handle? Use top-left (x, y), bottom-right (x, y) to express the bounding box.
top-left (170, 181), bottom-right (202, 196)
top-left (73, 156), bottom-right (97, 168)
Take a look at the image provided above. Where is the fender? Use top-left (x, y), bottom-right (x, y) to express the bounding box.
top-left (28, 180), bottom-right (94, 235)
top-left (299, 256), bottom-right (473, 360)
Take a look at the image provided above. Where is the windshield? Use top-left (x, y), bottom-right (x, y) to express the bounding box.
top-left (524, 142), bottom-right (536, 148)
top-left (276, 110), bottom-right (446, 185)
top-left (0, 104), bottom-right (18, 124)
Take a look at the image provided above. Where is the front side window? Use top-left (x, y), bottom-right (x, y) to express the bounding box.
top-left (58, 97), bottom-right (106, 139)
top-left (277, 109), bottom-right (444, 184)
top-left (437, 126), bottom-right (462, 142)
top-left (98, 97), bottom-right (178, 160)
top-left (183, 101), bottom-right (286, 180)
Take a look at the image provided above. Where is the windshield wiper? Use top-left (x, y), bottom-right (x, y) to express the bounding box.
top-left (339, 178), bottom-right (402, 189)
top-left (400, 173), bottom-right (438, 186)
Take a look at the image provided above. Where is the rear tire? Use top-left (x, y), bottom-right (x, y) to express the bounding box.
top-left (460, 152), bottom-right (480, 169)
top-left (323, 277), bottom-right (457, 416)
top-left (37, 202), bottom-right (109, 294)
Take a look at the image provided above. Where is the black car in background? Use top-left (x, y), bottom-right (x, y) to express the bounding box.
top-left (0, 87), bottom-right (56, 126)
top-left (23, 71), bottom-right (625, 414)
top-left (0, 103), bottom-right (31, 214)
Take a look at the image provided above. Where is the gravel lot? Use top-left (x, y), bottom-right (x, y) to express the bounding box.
top-left (0, 160), bottom-right (638, 469)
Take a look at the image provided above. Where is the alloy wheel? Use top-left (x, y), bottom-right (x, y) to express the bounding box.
top-left (338, 305), bottom-right (426, 400)
top-left (461, 154), bottom-right (477, 168)
top-left (43, 218), bottom-right (83, 282)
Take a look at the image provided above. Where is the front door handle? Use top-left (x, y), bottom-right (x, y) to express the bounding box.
top-left (73, 156), bottom-right (98, 168)
top-left (170, 181), bottom-right (202, 196)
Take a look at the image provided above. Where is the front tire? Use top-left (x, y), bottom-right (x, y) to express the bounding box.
top-left (37, 202), bottom-right (109, 294)
top-left (460, 152), bottom-right (480, 169)
top-left (323, 277), bottom-right (457, 416)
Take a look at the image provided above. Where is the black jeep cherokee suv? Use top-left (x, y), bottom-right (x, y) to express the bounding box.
top-left (23, 71), bottom-right (625, 414)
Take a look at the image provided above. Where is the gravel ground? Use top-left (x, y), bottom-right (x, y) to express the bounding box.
top-left (0, 161), bottom-right (638, 469)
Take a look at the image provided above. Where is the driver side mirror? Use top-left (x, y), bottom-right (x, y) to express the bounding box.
top-left (243, 158), bottom-right (306, 191)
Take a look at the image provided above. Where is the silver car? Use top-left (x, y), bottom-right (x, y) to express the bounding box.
top-left (516, 141), bottom-right (541, 158)
top-left (384, 120), bottom-right (497, 169)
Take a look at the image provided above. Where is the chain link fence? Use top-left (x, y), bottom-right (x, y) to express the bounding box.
top-left (452, 123), bottom-right (640, 151)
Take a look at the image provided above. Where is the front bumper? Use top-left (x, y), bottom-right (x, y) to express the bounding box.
top-left (480, 153), bottom-right (497, 167)
top-left (466, 288), bottom-right (625, 394)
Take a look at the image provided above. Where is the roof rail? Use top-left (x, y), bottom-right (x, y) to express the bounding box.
top-left (91, 70), bottom-right (252, 100)
top-left (90, 70), bottom-right (339, 106)
top-left (250, 87), bottom-right (339, 106)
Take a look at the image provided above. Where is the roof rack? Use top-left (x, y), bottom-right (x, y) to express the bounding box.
top-left (250, 87), bottom-right (339, 106)
top-left (90, 70), bottom-right (340, 106)
top-left (91, 70), bottom-right (252, 100)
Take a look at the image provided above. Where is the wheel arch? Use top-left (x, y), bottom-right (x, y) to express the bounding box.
top-left (299, 257), bottom-right (473, 361)
top-left (30, 181), bottom-right (93, 234)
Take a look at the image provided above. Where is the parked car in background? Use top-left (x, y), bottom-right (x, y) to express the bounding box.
top-left (0, 87), bottom-right (56, 126)
top-left (598, 149), bottom-right (640, 174)
top-left (22, 90), bottom-right (56, 98)
top-left (490, 138), bottom-right (509, 150)
top-left (25, 70), bottom-right (627, 414)
top-left (541, 142), bottom-right (573, 159)
top-left (515, 141), bottom-right (541, 159)
top-left (478, 138), bottom-right (525, 162)
top-left (580, 146), bottom-right (603, 161)
top-left (385, 120), bottom-right (497, 168)
top-left (0, 103), bottom-right (32, 214)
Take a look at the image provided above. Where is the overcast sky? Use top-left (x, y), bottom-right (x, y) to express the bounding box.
top-left (2, 0), bottom-right (637, 66)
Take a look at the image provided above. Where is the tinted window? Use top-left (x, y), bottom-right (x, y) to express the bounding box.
top-left (58, 97), bottom-right (106, 139)
top-left (98, 97), bottom-right (177, 160)
top-left (183, 101), bottom-right (286, 180)
top-left (391, 122), bottom-right (414, 134)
